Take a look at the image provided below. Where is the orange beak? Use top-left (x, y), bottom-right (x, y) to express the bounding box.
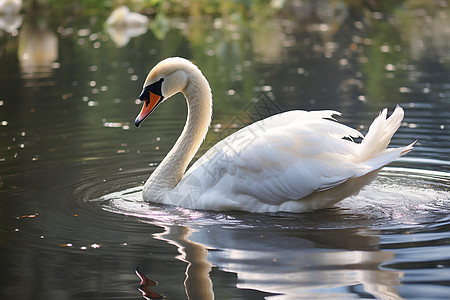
top-left (135, 91), bottom-right (163, 127)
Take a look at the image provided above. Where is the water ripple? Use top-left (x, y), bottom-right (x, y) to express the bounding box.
top-left (84, 166), bottom-right (450, 231)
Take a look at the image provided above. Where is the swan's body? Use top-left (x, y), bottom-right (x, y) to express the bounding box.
top-left (0, 0), bottom-right (22, 15)
top-left (135, 57), bottom-right (414, 213)
top-left (0, 0), bottom-right (22, 33)
top-left (106, 6), bottom-right (148, 28)
top-left (105, 6), bottom-right (148, 47)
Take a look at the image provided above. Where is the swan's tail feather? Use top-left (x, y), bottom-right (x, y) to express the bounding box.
top-left (401, 140), bottom-right (417, 156)
top-left (357, 105), bottom-right (405, 162)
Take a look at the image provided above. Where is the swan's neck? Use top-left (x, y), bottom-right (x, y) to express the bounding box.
top-left (145, 72), bottom-right (212, 194)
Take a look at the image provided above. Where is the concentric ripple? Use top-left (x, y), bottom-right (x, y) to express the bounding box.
top-left (85, 166), bottom-right (450, 229)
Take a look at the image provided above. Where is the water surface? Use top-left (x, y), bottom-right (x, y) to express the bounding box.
top-left (1, 2), bottom-right (449, 299)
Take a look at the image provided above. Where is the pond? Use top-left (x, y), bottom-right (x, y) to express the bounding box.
top-left (1, 1), bottom-right (449, 299)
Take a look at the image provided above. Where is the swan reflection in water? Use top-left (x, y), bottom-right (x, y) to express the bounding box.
top-left (104, 170), bottom-right (404, 299)
top-left (102, 167), bottom-right (449, 300)
top-left (0, 12), bottom-right (21, 33)
top-left (153, 218), bottom-right (403, 300)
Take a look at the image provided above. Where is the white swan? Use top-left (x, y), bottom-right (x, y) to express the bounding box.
top-left (0, 0), bottom-right (22, 33)
top-left (134, 57), bottom-right (414, 213)
top-left (105, 6), bottom-right (148, 47)
top-left (106, 6), bottom-right (148, 28)
top-left (0, 0), bottom-right (22, 15)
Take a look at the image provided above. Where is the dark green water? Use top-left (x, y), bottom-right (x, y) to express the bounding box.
top-left (1, 2), bottom-right (449, 299)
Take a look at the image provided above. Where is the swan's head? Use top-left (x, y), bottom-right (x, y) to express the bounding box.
top-left (135, 57), bottom-right (190, 127)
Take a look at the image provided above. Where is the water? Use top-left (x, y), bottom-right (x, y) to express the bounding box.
top-left (1, 2), bottom-right (449, 299)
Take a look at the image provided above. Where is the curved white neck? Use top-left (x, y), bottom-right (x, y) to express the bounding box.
top-left (145, 71), bottom-right (212, 192)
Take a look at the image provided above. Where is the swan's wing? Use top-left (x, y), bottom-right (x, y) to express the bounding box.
top-left (185, 110), bottom-right (365, 206)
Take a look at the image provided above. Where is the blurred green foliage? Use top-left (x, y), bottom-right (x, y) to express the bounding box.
top-left (24, 0), bottom-right (285, 20)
